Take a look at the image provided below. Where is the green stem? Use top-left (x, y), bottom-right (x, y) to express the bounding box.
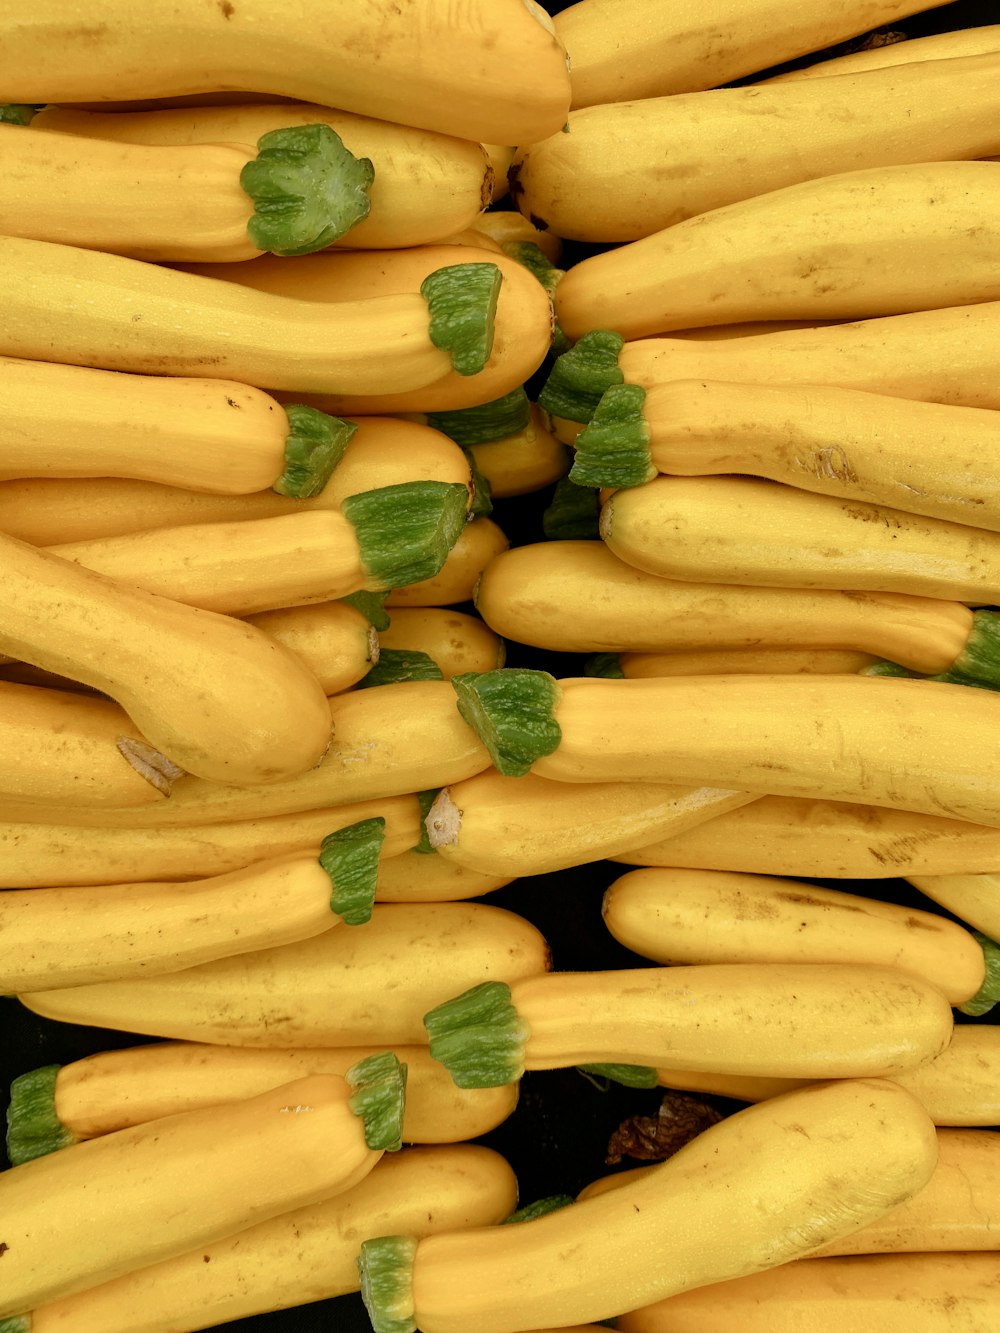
top-left (570, 383), bottom-right (655, 489)
top-left (426, 388), bottom-right (532, 446)
top-left (503, 1194), bottom-right (574, 1223)
top-left (862, 661), bottom-right (1000, 692)
top-left (319, 818), bottom-right (385, 925)
top-left (423, 980), bottom-right (528, 1088)
top-left (343, 480), bottom-right (469, 590)
top-left (949, 610), bottom-right (1000, 689)
top-left (357, 1235), bottom-right (418, 1333)
top-left (578, 1063), bottom-right (660, 1089)
top-left (958, 933), bottom-right (1000, 1017)
top-left (420, 262), bottom-right (503, 377)
top-left (0, 104), bottom-right (39, 125)
top-left (452, 669), bottom-right (561, 778)
top-left (346, 1051), bottom-right (408, 1151)
top-left (357, 649), bottom-right (444, 689)
top-left (502, 240), bottom-right (570, 353)
top-left (241, 123), bottom-right (374, 257)
top-left (542, 476), bottom-right (601, 540)
top-left (463, 446), bottom-right (494, 517)
top-left (414, 789), bottom-right (441, 855)
top-left (340, 590), bottom-right (391, 631)
top-left (538, 330), bottom-right (625, 423)
top-left (6, 1064), bottom-right (78, 1166)
top-left (0, 1317), bottom-right (32, 1333)
top-left (273, 406), bottom-right (356, 498)
top-left (584, 653), bottom-right (625, 679)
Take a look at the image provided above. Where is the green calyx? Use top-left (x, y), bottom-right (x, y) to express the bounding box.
top-left (6, 1064), bottom-right (77, 1166)
top-left (273, 406), bottom-right (356, 498)
top-left (419, 262), bottom-right (503, 377)
top-left (542, 475), bottom-right (601, 540)
top-left (357, 1234), bottom-right (418, 1333)
top-left (0, 104), bottom-right (39, 125)
top-left (578, 1063), bottom-right (660, 1089)
top-left (340, 589), bottom-right (391, 631)
top-left (584, 652), bottom-right (625, 679)
top-left (958, 932), bottom-right (1000, 1017)
top-left (318, 818), bottom-right (385, 925)
top-left (241, 123), bottom-right (374, 257)
top-left (346, 1050), bottom-right (408, 1151)
top-left (343, 480), bottom-right (469, 590)
top-left (502, 240), bottom-right (570, 353)
top-left (414, 788), bottom-right (440, 855)
top-left (426, 388), bottom-right (532, 446)
top-left (0, 1317), bottom-right (32, 1333)
top-left (950, 610), bottom-right (1000, 689)
top-left (862, 661), bottom-right (1000, 692)
top-left (538, 329), bottom-right (625, 423)
top-left (570, 383), bottom-right (654, 489)
top-left (358, 649), bottom-right (444, 690)
top-left (424, 980), bottom-right (528, 1088)
top-left (452, 668), bottom-right (561, 778)
top-left (503, 1194), bottom-right (574, 1223)
top-left (463, 446), bottom-right (494, 517)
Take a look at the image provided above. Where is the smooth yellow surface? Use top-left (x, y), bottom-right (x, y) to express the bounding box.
top-left (764, 23), bottom-right (1000, 81)
top-left (468, 405), bottom-right (569, 499)
top-left (378, 607), bottom-right (504, 678)
top-left (247, 602), bottom-right (376, 695)
top-left (620, 647), bottom-right (880, 676)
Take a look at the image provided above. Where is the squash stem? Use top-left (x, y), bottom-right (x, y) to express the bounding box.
top-left (357, 1235), bottom-right (418, 1333)
top-left (6, 1065), bottom-right (77, 1166)
top-left (424, 980), bottom-right (528, 1088)
top-left (420, 262), bottom-right (503, 377)
top-left (340, 590), bottom-right (391, 631)
top-left (538, 329), bottom-right (625, 422)
top-left (426, 388), bottom-right (532, 446)
top-left (273, 406), bottom-right (356, 499)
top-left (319, 818), bottom-right (386, 925)
top-left (951, 610), bottom-right (1000, 688)
top-left (502, 240), bottom-right (570, 352)
top-left (958, 933), bottom-right (1000, 1017)
top-left (357, 649), bottom-right (444, 690)
top-left (584, 653), bottom-right (625, 679)
top-left (413, 789), bottom-right (441, 854)
top-left (346, 1050), bottom-right (407, 1152)
top-left (343, 480), bottom-right (470, 590)
top-left (240, 123), bottom-right (374, 257)
top-left (542, 475), bottom-right (601, 539)
top-left (451, 668), bottom-right (561, 777)
top-left (578, 1062), bottom-right (660, 1088)
top-left (570, 383), bottom-right (655, 489)
top-left (503, 1194), bottom-right (574, 1223)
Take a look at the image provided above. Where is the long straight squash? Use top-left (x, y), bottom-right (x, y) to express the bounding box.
top-left (572, 378), bottom-right (1000, 531)
top-left (600, 474), bottom-right (1000, 604)
top-left (0, 235), bottom-right (502, 395)
top-left (510, 54), bottom-right (1000, 241)
top-left (0, 0), bottom-right (570, 146)
top-left (18, 901), bottom-right (551, 1047)
top-left (763, 23), bottom-right (1000, 81)
top-left (615, 648), bottom-right (882, 676)
top-left (0, 1065), bottom-right (404, 1319)
top-left (358, 1078), bottom-right (938, 1333)
top-left (0, 531), bottom-right (333, 787)
top-left (452, 670), bottom-right (1000, 827)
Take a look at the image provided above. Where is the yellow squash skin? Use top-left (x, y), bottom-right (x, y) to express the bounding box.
top-left (50, 1042), bottom-right (518, 1148)
top-left (19, 901), bottom-right (551, 1047)
top-left (427, 770), bottom-right (755, 877)
top-left (510, 54), bottom-right (1000, 241)
top-left (386, 517), bottom-right (510, 609)
top-left (0, 123), bottom-right (259, 261)
top-left (908, 873), bottom-right (1000, 943)
top-left (0, 415), bottom-right (471, 544)
top-left (0, 681), bottom-right (167, 809)
top-left (556, 163), bottom-right (1000, 341)
top-left (532, 675), bottom-right (1000, 828)
top-left (619, 648), bottom-right (881, 676)
top-left (616, 301), bottom-right (1000, 411)
top-left (602, 867), bottom-right (984, 1005)
top-left (28, 1144), bottom-right (518, 1333)
top-left (0, 532), bottom-right (332, 787)
top-left (0, 852), bottom-right (364, 991)
top-left (468, 405), bottom-right (570, 499)
top-left (1, 0), bottom-right (571, 144)
top-left (0, 1073), bottom-right (383, 1319)
top-left (399, 1079), bottom-right (938, 1332)
top-left (244, 601), bottom-right (377, 695)
top-left (0, 795), bottom-right (420, 888)
top-left (473, 541), bottom-right (973, 672)
top-left (0, 235), bottom-right (459, 395)
top-left (601, 474), bottom-right (1000, 603)
top-left (183, 245), bottom-right (553, 415)
top-left (374, 850), bottom-right (513, 904)
top-left (506, 965), bottom-right (952, 1078)
top-left (377, 608), bottom-right (505, 679)
top-left (615, 1252), bottom-right (1000, 1332)
top-left (554, 0), bottom-right (948, 104)
top-left (468, 210), bottom-right (563, 265)
top-left (763, 23), bottom-right (1000, 81)
top-left (615, 796), bottom-right (1000, 880)
top-left (627, 378), bottom-right (1000, 531)
top-left (0, 355), bottom-right (296, 492)
top-left (34, 103), bottom-right (494, 250)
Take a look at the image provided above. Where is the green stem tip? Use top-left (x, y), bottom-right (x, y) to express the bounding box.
top-left (6, 1064), bottom-right (77, 1166)
top-left (414, 788), bottom-right (441, 855)
top-left (358, 648), bottom-right (444, 690)
top-left (273, 406), bottom-right (357, 499)
top-left (426, 387), bottom-right (532, 446)
top-left (570, 383), bottom-right (654, 489)
top-left (463, 446), bottom-right (494, 517)
top-left (423, 980), bottom-right (528, 1088)
top-left (241, 122), bottom-right (374, 257)
top-left (502, 1194), bottom-right (574, 1223)
top-left (340, 589), bottom-right (391, 631)
top-left (357, 1234), bottom-right (418, 1333)
top-left (538, 329), bottom-right (625, 423)
top-left (346, 1051), bottom-right (408, 1152)
top-left (452, 668), bottom-right (561, 778)
top-left (0, 1317), bottom-right (32, 1333)
top-left (542, 475), bottom-right (601, 540)
top-left (578, 1063), bottom-right (660, 1089)
top-left (951, 610), bottom-right (1000, 689)
top-left (862, 661), bottom-right (1000, 692)
top-left (584, 652), bottom-right (625, 679)
top-left (420, 262), bottom-right (503, 377)
top-left (959, 933), bottom-right (1000, 1017)
top-left (319, 817), bottom-right (386, 925)
top-left (343, 480), bottom-right (470, 590)
top-left (502, 240), bottom-right (570, 353)
top-left (0, 104), bottom-right (39, 125)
